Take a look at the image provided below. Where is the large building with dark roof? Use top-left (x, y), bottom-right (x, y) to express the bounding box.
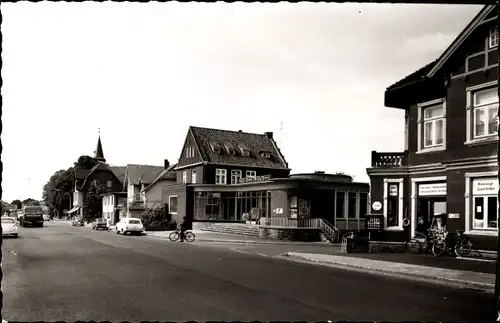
top-left (367, 5), bottom-right (499, 250)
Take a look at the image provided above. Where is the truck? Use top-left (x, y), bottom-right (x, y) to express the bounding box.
top-left (19, 206), bottom-right (44, 227)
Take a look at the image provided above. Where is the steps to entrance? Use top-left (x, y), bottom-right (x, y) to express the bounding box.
top-left (200, 223), bottom-right (260, 237)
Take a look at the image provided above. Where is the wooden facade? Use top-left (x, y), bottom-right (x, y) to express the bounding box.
top-left (368, 5), bottom-right (499, 250)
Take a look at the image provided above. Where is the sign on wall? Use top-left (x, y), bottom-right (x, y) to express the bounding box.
top-left (274, 208), bottom-right (283, 214)
top-left (389, 184), bottom-right (398, 197)
top-left (472, 177), bottom-right (498, 195)
top-left (418, 183), bottom-right (447, 196)
top-left (448, 213), bottom-right (460, 219)
top-left (372, 201), bottom-right (382, 211)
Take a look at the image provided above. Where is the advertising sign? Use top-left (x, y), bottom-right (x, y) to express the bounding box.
top-left (472, 178), bottom-right (498, 196)
top-left (389, 184), bottom-right (398, 196)
top-left (418, 183), bottom-right (447, 196)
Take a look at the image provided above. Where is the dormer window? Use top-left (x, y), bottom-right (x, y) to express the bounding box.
top-left (259, 151), bottom-right (271, 159)
top-left (238, 144), bottom-right (251, 157)
top-left (210, 142), bottom-right (222, 154)
top-left (224, 143), bottom-right (236, 155)
top-left (489, 26), bottom-right (499, 48)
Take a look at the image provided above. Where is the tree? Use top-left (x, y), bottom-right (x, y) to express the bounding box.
top-left (42, 168), bottom-right (74, 218)
top-left (74, 155), bottom-right (98, 170)
top-left (22, 198), bottom-right (40, 206)
top-left (83, 181), bottom-right (109, 220)
top-left (11, 200), bottom-right (22, 210)
top-left (1, 201), bottom-right (9, 216)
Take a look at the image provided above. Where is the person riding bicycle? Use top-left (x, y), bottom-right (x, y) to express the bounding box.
top-left (179, 216), bottom-right (191, 242)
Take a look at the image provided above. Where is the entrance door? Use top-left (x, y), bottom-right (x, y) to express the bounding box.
top-left (417, 197), bottom-right (446, 230)
top-left (114, 209), bottom-right (120, 225)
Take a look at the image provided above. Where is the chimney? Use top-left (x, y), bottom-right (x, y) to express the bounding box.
top-left (265, 132), bottom-right (273, 139)
top-left (164, 159), bottom-right (170, 169)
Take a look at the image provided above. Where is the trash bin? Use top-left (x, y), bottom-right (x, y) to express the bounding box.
top-left (346, 237), bottom-right (370, 253)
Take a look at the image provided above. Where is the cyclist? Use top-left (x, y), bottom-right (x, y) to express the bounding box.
top-left (179, 216), bottom-right (191, 242)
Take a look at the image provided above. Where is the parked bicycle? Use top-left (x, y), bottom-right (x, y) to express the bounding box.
top-left (405, 228), bottom-right (438, 254)
top-left (169, 227), bottom-right (196, 242)
top-left (432, 229), bottom-right (473, 257)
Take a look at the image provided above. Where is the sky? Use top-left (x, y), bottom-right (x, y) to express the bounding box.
top-left (2, 2), bottom-right (484, 203)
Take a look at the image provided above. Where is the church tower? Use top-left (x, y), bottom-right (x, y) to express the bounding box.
top-left (94, 129), bottom-right (106, 163)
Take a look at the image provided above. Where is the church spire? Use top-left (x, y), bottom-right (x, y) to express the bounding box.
top-left (94, 128), bottom-right (106, 163)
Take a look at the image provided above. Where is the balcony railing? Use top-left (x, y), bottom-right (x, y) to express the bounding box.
top-left (371, 150), bottom-right (408, 168)
top-left (128, 193), bottom-right (145, 209)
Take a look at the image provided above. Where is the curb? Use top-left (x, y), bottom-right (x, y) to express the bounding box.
top-left (282, 252), bottom-right (495, 293)
top-left (146, 234), bottom-right (336, 246)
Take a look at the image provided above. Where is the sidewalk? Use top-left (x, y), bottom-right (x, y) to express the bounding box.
top-left (145, 230), bottom-right (331, 246)
top-left (283, 252), bottom-right (495, 292)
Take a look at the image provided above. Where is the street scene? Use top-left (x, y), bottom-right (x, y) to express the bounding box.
top-left (1, 220), bottom-right (493, 321)
top-left (2, 2), bottom-right (499, 322)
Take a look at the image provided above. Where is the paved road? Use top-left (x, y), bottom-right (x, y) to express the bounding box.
top-left (1, 221), bottom-right (494, 321)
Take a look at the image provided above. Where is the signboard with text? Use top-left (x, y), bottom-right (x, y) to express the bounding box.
top-left (472, 178), bottom-right (498, 196)
top-left (389, 184), bottom-right (398, 196)
top-left (239, 175), bottom-right (271, 184)
top-left (418, 183), bottom-right (447, 196)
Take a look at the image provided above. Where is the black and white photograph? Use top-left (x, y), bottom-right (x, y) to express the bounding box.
top-left (1, 1), bottom-right (499, 321)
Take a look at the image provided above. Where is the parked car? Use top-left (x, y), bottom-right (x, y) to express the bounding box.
top-left (72, 217), bottom-right (84, 226)
top-left (116, 218), bottom-right (144, 235)
top-left (1, 217), bottom-right (18, 238)
top-left (92, 218), bottom-right (108, 230)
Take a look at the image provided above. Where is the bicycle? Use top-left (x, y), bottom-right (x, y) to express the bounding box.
top-left (431, 230), bottom-right (473, 257)
top-left (405, 228), bottom-right (437, 254)
top-left (169, 227), bottom-right (195, 242)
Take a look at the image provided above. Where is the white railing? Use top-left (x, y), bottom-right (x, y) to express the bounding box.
top-left (258, 217), bottom-right (341, 243)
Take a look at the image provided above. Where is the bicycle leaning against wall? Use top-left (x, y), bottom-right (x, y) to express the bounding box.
top-left (431, 229), bottom-right (473, 257)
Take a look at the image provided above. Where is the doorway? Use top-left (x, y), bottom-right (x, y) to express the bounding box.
top-left (417, 197), bottom-right (446, 230)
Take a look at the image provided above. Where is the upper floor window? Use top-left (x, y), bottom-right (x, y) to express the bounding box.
top-left (106, 181), bottom-right (112, 188)
top-left (490, 26), bottom-right (499, 49)
top-left (216, 169), bottom-right (227, 185)
top-left (231, 170), bottom-right (242, 184)
top-left (192, 171), bottom-right (197, 184)
top-left (417, 99), bottom-right (446, 153)
top-left (473, 87), bottom-right (498, 139)
top-left (186, 147), bottom-right (194, 159)
top-left (246, 170), bottom-right (257, 179)
top-left (182, 171), bottom-right (187, 184)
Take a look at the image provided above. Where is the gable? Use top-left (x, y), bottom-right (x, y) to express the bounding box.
top-left (176, 128), bottom-right (205, 167)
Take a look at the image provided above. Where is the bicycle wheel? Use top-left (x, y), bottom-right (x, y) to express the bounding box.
top-left (431, 241), bottom-right (447, 257)
top-left (184, 231), bottom-right (195, 242)
top-left (169, 231), bottom-right (179, 242)
top-left (454, 240), bottom-right (473, 258)
top-left (406, 239), bottom-right (423, 254)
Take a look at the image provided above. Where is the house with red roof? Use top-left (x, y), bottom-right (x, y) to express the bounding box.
top-left (367, 5), bottom-right (499, 250)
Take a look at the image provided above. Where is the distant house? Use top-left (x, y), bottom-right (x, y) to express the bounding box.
top-left (123, 163), bottom-right (165, 218)
top-left (102, 192), bottom-right (127, 225)
top-left (68, 135), bottom-right (124, 218)
top-left (141, 160), bottom-right (177, 209)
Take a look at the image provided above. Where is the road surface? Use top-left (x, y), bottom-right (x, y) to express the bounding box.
top-left (1, 221), bottom-right (493, 321)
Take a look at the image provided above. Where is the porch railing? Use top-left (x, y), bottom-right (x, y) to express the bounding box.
top-left (258, 217), bottom-right (319, 228)
top-left (317, 218), bottom-right (341, 243)
top-left (371, 150), bottom-right (408, 168)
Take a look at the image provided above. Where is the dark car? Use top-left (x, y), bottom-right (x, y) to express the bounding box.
top-left (92, 218), bottom-right (108, 230)
top-left (20, 206), bottom-right (44, 227)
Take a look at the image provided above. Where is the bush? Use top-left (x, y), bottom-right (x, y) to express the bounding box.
top-left (140, 206), bottom-right (174, 231)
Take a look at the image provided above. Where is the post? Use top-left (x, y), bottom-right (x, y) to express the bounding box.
top-left (495, 3), bottom-right (500, 318)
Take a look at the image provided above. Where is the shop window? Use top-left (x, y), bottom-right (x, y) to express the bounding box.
top-left (471, 177), bottom-right (498, 230)
top-left (387, 183), bottom-right (400, 227)
top-left (359, 192), bottom-right (368, 218)
top-left (335, 191), bottom-right (345, 218)
top-left (290, 196), bottom-right (298, 219)
top-left (347, 192), bottom-right (357, 218)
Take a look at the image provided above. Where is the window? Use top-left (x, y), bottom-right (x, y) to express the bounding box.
top-left (472, 87), bottom-right (498, 139)
top-left (290, 196), bottom-right (298, 219)
top-left (335, 191), bottom-right (345, 218)
top-left (231, 170), bottom-right (242, 184)
top-left (192, 171), bottom-right (197, 184)
top-left (359, 192), bottom-right (368, 218)
top-left (471, 177), bottom-right (498, 230)
top-left (347, 192), bottom-right (357, 218)
top-left (106, 181), bottom-right (112, 188)
top-left (182, 171), bottom-right (187, 184)
top-left (246, 170), bottom-right (256, 179)
top-left (490, 26), bottom-right (499, 48)
top-left (169, 195), bottom-right (178, 214)
top-left (386, 183), bottom-right (400, 227)
top-left (423, 104), bottom-right (444, 148)
top-left (216, 169), bottom-right (227, 184)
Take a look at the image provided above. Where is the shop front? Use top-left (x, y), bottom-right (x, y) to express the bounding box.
top-left (410, 176), bottom-right (447, 238)
top-left (465, 172), bottom-right (498, 237)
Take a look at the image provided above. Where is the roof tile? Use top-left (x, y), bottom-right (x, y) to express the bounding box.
top-left (125, 164), bottom-right (165, 185)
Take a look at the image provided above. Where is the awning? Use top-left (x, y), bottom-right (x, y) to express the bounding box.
top-left (67, 207), bottom-right (80, 214)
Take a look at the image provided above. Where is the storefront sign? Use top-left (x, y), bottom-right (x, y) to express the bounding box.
top-left (372, 201), bottom-right (382, 211)
top-left (418, 183), bottom-right (447, 196)
top-left (472, 178), bottom-right (498, 195)
top-left (448, 213), bottom-right (460, 219)
top-left (239, 175), bottom-right (271, 184)
top-left (389, 184), bottom-right (398, 196)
